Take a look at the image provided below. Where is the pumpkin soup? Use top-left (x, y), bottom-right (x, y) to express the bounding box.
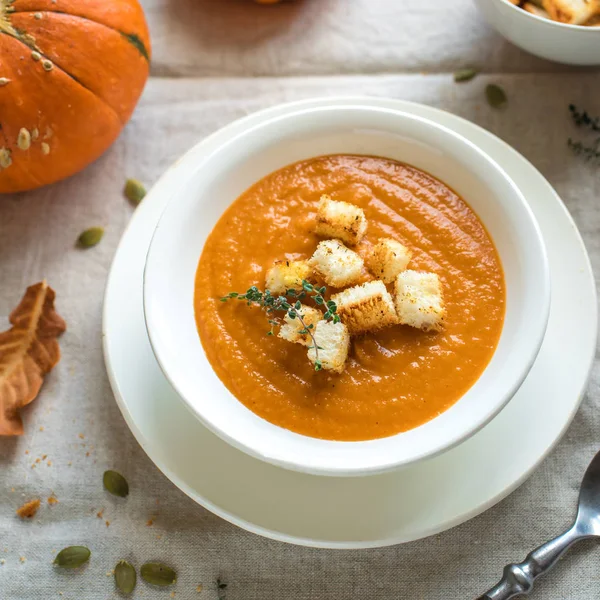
top-left (194, 155), bottom-right (505, 441)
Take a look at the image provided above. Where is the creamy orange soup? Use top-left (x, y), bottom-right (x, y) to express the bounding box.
top-left (194, 155), bottom-right (505, 441)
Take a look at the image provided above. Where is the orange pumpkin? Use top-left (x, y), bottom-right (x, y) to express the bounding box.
top-left (0, 0), bottom-right (151, 193)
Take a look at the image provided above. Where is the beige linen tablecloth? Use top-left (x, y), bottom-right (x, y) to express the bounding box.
top-left (1, 1), bottom-right (599, 598)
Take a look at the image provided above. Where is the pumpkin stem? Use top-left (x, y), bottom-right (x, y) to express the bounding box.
top-left (0, 0), bottom-right (39, 50)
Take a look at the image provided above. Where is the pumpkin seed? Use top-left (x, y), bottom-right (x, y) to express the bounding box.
top-left (17, 128), bottom-right (31, 151)
top-left (103, 469), bottom-right (129, 497)
top-left (42, 59), bottom-right (53, 72)
top-left (31, 51), bottom-right (41, 61)
top-left (454, 68), bottom-right (477, 83)
top-left (141, 563), bottom-right (177, 587)
top-left (124, 179), bottom-right (147, 205)
top-left (0, 148), bottom-right (12, 169)
top-left (0, 78), bottom-right (11, 86)
top-left (41, 142), bottom-right (50, 155)
top-left (34, 12), bottom-right (42, 19)
top-left (31, 128), bottom-right (39, 141)
top-left (114, 560), bottom-right (137, 594)
top-left (54, 546), bottom-right (90, 568)
top-left (486, 84), bottom-right (507, 109)
top-left (77, 227), bottom-right (104, 248)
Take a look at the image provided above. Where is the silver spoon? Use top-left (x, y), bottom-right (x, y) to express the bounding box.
top-left (477, 448), bottom-right (600, 600)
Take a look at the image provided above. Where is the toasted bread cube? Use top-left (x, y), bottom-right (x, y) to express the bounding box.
top-left (314, 195), bottom-right (367, 246)
top-left (365, 238), bottom-right (412, 283)
top-left (279, 305), bottom-right (322, 346)
top-left (523, 2), bottom-right (551, 17)
top-left (265, 260), bottom-right (311, 294)
top-left (394, 270), bottom-right (445, 332)
top-left (309, 239), bottom-right (364, 288)
top-left (542, 0), bottom-right (598, 24)
top-left (307, 320), bottom-right (350, 373)
top-left (331, 280), bottom-right (398, 335)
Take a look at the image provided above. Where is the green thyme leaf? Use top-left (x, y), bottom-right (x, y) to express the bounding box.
top-left (124, 179), bottom-right (147, 205)
top-left (486, 84), bottom-right (507, 109)
top-left (140, 563), bottom-right (177, 587)
top-left (454, 68), bottom-right (477, 83)
top-left (54, 546), bottom-right (90, 568)
top-left (114, 560), bottom-right (137, 594)
top-left (103, 470), bottom-right (129, 498)
top-left (77, 227), bottom-right (104, 248)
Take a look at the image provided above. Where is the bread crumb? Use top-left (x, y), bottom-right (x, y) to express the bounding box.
top-left (314, 195), bottom-right (367, 245)
top-left (78, 433), bottom-right (84, 439)
top-left (365, 238), bottom-right (412, 283)
top-left (0, 559), bottom-right (5, 565)
top-left (96, 509), bottom-right (104, 519)
top-left (47, 495), bottom-right (59, 505)
top-left (17, 499), bottom-right (41, 518)
top-left (105, 520), bottom-right (110, 527)
top-left (24, 450), bottom-right (29, 455)
top-left (170, 593), bottom-right (176, 598)
top-left (331, 280), bottom-right (398, 335)
top-left (265, 259), bottom-right (312, 294)
top-left (47, 461), bottom-right (52, 467)
top-left (35, 458), bottom-right (41, 464)
top-left (278, 304), bottom-right (322, 346)
top-left (67, 461), bottom-right (72, 467)
top-left (31, 464), bottom-right (36, 469)
top-left (10, 488), bottom-right (14, 492)
top-left (42, 454), bottom-right (47, 460)
top-left (394, 270), bottom-right (445, 331)
top-left (309, 239), bottom-right (364, 288)
top-left (85, 452), bottom-right (90, 457)
top-left (307, 320), bottom-right (350, 373)
top-left (19, 556), bottom-right (26, 563)
top-left (146, 519), bottom-right (154, 527)
top-left (196, 585), bottom-right (203, 593)
top-left (39, 426), bottom-right (44, 431)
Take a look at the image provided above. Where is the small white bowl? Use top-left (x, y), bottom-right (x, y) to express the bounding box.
top-left (143, 100), bottom-right (550, 477)
top-left (475, 0), bottom-right (600, 65)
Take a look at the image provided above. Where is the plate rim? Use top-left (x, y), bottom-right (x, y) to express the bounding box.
top-left (103, 96), bottom-right (598, 549)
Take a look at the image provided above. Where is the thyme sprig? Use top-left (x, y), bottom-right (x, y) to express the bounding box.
top-left (567, 105), bottom-right (600, 163)
top-left (568, 137), bottom-right (600, 162)
top-left (220, 280), bottom-right (340, 371)
top-left (569, 104), bottom-right (600, 132)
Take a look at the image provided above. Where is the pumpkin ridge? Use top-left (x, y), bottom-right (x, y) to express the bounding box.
top-left (0, 25), bottom-right (123, 125)
top-left (10, 8), bottom-right (149, 61)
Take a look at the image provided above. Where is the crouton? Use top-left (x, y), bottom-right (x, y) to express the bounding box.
top-left (278, 304), bottom-right (322, 346)
top-left (309, 239), bottom-right (364, 288)
top-left (314, 195), bottom-right (367, 246)
top-left (331, 280), bottom-right (398, 335)
top-left (523, 2), bottom-right (551, 18)
top-left (542, 0), bottom-right (598, 24)
top-left (307, 320), bottom-right (350, 373)
top-left (394, 270), bottom-right (445, 332)
top-left (365, 238), bottom-right (412, 283)
top-left (265, 260), bottom-right (311, 294)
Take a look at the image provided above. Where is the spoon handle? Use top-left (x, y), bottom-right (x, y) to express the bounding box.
top-left (476, 528), bottom-right (580, 600)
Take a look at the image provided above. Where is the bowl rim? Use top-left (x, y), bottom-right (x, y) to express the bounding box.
top-left (497, 0), bottom-right (600, 33)
top-left (142, 99), bottom-right (551, 476)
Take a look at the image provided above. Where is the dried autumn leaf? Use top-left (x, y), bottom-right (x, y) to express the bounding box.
top-left (0, 282), bottom-right (66, 435)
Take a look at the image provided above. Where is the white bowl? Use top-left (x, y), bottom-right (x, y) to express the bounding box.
top-left (475, 0), bottom-right (600, 65)
top-left (143, 100), bottom-right (550, 477)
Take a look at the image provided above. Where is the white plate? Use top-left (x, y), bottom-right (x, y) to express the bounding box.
top-left (103, 97), bottom-right (597, 549)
